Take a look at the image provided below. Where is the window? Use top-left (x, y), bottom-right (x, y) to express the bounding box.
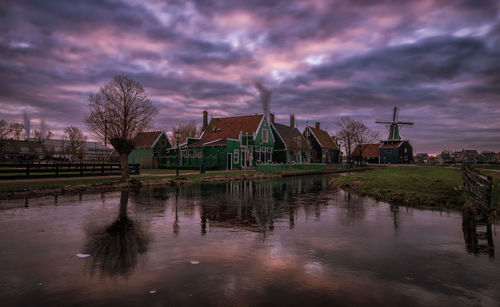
top-left (255, 147), bottom-right (260, 162)
top-left (404, 148), bottom-right (408, 153)
top-left (161, 140), bottom-right (166, 147)
top-left (262, 129), bottom-right (268, 143)
top-left (234, 149), bottom-right (239, 164)
top-left (181, 150), bottom-right (187, 157)
top-left (196, 150), bottom-right (201, 158)
top-left (189, 150), bottom-right (194, 158)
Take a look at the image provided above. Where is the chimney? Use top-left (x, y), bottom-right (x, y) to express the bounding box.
top-left (315, 122), bottom-right (320, 130)
top-left (270, 113), bottom-right (275, 124)
top-left (290, 114), bottom-right (295, 128)
top-left (202, 110), bottom-right (208, 132)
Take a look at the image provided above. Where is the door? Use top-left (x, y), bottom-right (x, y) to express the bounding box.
top-left (227, 153), bottom-right (232, 170)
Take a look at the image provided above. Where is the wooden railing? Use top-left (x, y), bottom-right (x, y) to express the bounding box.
top-left (462, 164), bottom-right (493, 216)
top-left (461, 164), bottom-right (494, 256)
top-left (0, 163), bottom-right (140, 180)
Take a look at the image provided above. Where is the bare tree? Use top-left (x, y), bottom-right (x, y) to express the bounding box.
top-left (9, 123), bottom-right (24, 140)
top-left (33, 129), bottom-right (54, 159)
top-left (352, 123), bottom-right (379, 165)
top-left (336, 116), bottom-right (379, 165)
top-left (86, 75), bottom-right (157, 180)
top-left (64, 126), bottom-right (88, 162)
top-left (170, 121), bottom-right (200, 146)
top-left (335, 116), bottom-right (357, 164)
top-left (0, 120), bottom-right (9, 139)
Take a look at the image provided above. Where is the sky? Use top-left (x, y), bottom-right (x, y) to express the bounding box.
top-left (1, 0), bottom-right (500, 154)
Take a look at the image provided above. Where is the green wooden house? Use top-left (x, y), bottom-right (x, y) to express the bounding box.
top-left (169, 113), bottom-right (275, 170)
top-left (270, 114), bottom-right (312, 164)
top-left (128, 131), bottom-right (171, 168)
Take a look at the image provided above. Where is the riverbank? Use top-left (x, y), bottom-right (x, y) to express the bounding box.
top-left (0, 167), bottom-right (373, 200)
top-left (330, 166), bottom-right (499, 210)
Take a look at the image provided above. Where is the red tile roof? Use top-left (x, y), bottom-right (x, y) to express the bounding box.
top-left (133, 131), bottom-right (163, 148)
top-left (308, 127), bottom-right (338, 150)
top-left (380, 141), bottom-right (402, 148)
top-left (353, 144), bottom-right (380, 157)
top-left (189, 115), bottom-right (263, 147)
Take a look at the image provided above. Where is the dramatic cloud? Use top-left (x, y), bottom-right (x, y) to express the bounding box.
top-left (1, 0), bottom-right (499, 153)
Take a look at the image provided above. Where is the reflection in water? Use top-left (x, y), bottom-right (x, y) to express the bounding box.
top-left (1, 175), bottom-right (500, 306)
top-left (390, 204), bottom-right (400, 234)
top-left (84, 190), bottom-right (150, 277)
top-left (462, 211), bottom-right (495, 258)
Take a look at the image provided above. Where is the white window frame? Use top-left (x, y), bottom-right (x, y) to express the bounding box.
top-left (234, 149), bottom-right (239, 164)
top-left (262, 129), bottom-right (268, 143)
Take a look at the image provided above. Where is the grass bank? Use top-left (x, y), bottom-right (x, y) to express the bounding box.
top-left (331, 166), bottom-right (499, 210)
top-left (0, 169), bottom-right (280, 199)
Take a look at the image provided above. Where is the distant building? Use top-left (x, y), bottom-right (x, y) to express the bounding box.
top-left (493, 152), bottom-right (500, 163)
top-left (0, 139), bottom-right (45, 162)
top-left (303, 122), bottom-right (340, 163)
top-left (352, 144), bottom-right (380, 164)
top-left (270, 114), bottom-right (312, 164)
top-left (415, 153), bottom-right (429, 164)
top-left (456, 150), bottom-right (478, 164)
top-left (478, 151), bottom-right (495, 163)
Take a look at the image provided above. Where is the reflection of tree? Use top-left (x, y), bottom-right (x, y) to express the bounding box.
top-left (84, 190), bottom-right (150, 277)
top-left (390, 204), bottom-right (400, 234)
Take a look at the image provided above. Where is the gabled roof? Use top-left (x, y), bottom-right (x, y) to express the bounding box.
top-left (272, 122), bottom-right (311, 151)
top-left (307, 127), bottom-right (338, 150)
top-left (353, 144), bottom-right (380, 157)
top-left (380, 141), bottom-right (403, 148)
top-left (190, 114), bottom-right (264, 147)
top-left (133, 131), bottom-right (163, 149)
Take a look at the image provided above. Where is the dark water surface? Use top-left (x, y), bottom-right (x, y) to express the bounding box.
top-left (0, 175), bottom-right (499, 306)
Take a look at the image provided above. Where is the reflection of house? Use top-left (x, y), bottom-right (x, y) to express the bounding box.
top-left (303, 123), bottom-right (340, 163)
top-left (352, 144), bottom-right (380, 164)
top-left (128, 131), bottom-right (171, 169)
top-left (172, 112), bottom-right (275, 170)
top-left (379, 141), bottom-right (413, 164)
top-left (0, 139), bottom-right (44, 161)
top-left (270, 114), bottom-right (312, 164)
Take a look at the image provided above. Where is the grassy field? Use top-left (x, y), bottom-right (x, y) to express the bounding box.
top-left (480, 170), bottom-right (500, 205)
top-left (332, 166), bottom-right (499, 209)
top-left (332, 166), bottom-right (465, 208)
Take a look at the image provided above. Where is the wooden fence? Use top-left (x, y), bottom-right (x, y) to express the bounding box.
top-left (0, 163), bottom-right (140, 180)
top-left (461, 164), bottom-right (493, 217)
top-left (461, 164), bottom-right (494, 256)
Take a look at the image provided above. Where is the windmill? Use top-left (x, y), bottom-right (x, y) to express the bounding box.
top-left (375, 106), bottom-right (413, 141)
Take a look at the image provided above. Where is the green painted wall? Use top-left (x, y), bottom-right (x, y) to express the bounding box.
top-left (129, 148), bottom-right (153, 167)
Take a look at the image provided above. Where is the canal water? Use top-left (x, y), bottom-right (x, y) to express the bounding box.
top-left (0, 175), bottom-right (498, 306)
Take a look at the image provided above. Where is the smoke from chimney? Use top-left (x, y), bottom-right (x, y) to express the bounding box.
top-left (254, 82), bottom-right (271, 118)
top-left (23, 111), bottom-right (30, 139)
